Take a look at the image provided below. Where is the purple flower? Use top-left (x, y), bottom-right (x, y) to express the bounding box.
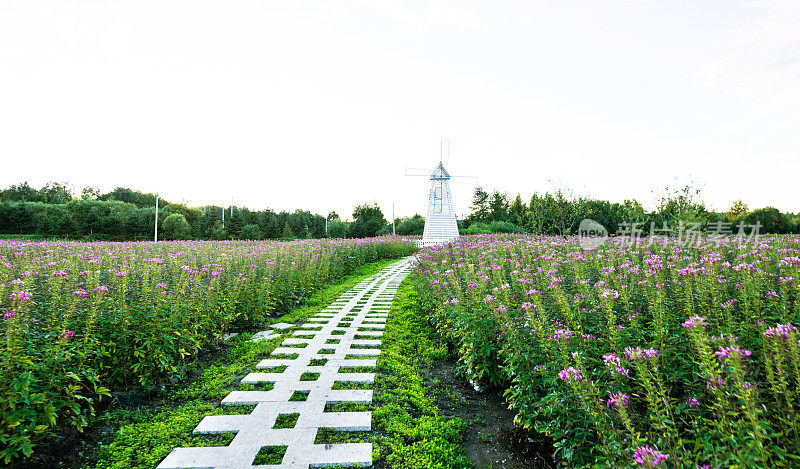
top-left (72, 289), bottom-right (89, 298)
top-left (601, 288), bottom-right (620, 299)
top-left (681, 315), bottom-right (708, 328)
top-left (9, 290), bottom-right (32, 301)
top-left (603, 353), bottom-right (630, 377)
top-left (606, 392), bottom-right (630, 409)
top-left (4, 312), bottom-right (15, 319)
top-left (553, 329), bottom-right (573, 341)
top-left (764, 323), bottom-right (797, 340)
top-left (714, 346), bottom-right (752, 359)
top-left (685, 397), bottom-right (699, 407)
top-left (483, 294), bottom-right (495, 304)
top-left (496, 304), bottom-right (508, 313)
top-left (60, 330), bottom-right (75, 340)
top-left (558, 367), bottom-right (582, 381)
top-left (624, 347), bottom-right (659, 362)
top-left (94, 285), bottom-right (109, 293)
top-left (633, 445), bottom-right (669, 466)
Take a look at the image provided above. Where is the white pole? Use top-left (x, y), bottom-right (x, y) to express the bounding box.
top-left (154, 194), bottom-right (159, 242)
top-left (392, 202), bottom-right (395, 235)
top-left (221, 202), bottom-right (225, 228)
top-left (325, 216), bottom-right (328, 238)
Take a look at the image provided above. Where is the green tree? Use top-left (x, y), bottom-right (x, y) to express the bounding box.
top-left (727, 200), bottom-right (749, 222)
top-left (327, 219), bottom-right (349, 238)
top-left (39, 181), bottom-right (73, 204)
top-left (281, 222), bottom-right (294, 239)
top-left (470, 186), bottom-right (490, 222)
top-left (211, 220), bottom-right (228, 240)
top-left (239, 223), bottom-right (262, 240)
top-left (80, 186), bottom-right (100, 200)
top-left (745, 207), bottom-right (789, 234)
top-left (163, 213), bottom-right (192, 240)
top-left (509, 194), bottom-right (527, 226)
top-left (488, 190), bottom-right (509, 222)
top-left (350, 202), bottom-right (387, 238)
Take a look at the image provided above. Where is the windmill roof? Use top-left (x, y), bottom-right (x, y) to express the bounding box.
top-left (430, 161), bottom-right (451, 180)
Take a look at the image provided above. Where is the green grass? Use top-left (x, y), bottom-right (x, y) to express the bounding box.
top-left (288, 390), bottom-right (310, 402)
top-left (253, 445), bottom-right (287, 464)
top-left (299, 372), bottom-right (320, 381)
top-left (371, 280), bottom-right (472, 468)
top-left (273, 413), bottom-right (299, 429)
top-left (84, 257), bottom-right (403, 469)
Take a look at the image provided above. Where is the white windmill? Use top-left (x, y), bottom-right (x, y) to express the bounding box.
top-left (406, 139), bottom-right (476, 247)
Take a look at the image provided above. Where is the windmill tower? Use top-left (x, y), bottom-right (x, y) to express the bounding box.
top-left (406, 140), bottom-right (474, 247)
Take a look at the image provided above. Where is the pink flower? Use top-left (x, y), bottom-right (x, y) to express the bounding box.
top-left (60, 330), bottom-right (75, 340)
top-left (553, 329), bottom-right (573, 341)
top-left (601, 289), bottom-right (619, 299)
top-left (9, 290), bottom-right (32, 301)
top-left (633, 445), bottom-right (669, 466)
top-left (681, 316), bottom-right (708, 328)
top-left (685, 397), bottom-right (699, 407)
top-left (94, 285), bottom-right (109, 293)
top-left (714, 346), bottom-right (752, 359)
top-left (603, 353), bottom-right (630, 377)
top-left (558, 367), bottom-right (582, 381)
top-left (624, 347), bottom-right (659, 362)
top-left (72, 289), bottom-right (89, 298)
top-left (606, 392), bottom-right (630, 409)
top-left (4, 312), bottom-right (15, 319)
top-left (483, 294), bottom-right (495, 304)
top-left (764, 323), bottom-right (797, 340)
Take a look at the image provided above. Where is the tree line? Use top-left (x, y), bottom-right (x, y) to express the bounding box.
top-left (0, 182), bottom-right (425, 240)
top-left (463, 185), bottom-right (800, 235)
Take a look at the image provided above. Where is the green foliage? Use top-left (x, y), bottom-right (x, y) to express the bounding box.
top-left (163, 213), bottom-right (191, 240)
top-left (413, 234), bottom-right (800, 467)
top-left (373, 281), bottom-right (471, 468)
top-left (239, 224), bottom-right (262, 240)
top-left (0, 240), bottom-right (417, 463)
top-left (746, 206), bottom-right (790, 234)
top-left (350, 202), bottom-right (387, 238)
top-left (394, 215), bottom-right (425, 236)
top-left (326, 219), bottom-right (349, 238)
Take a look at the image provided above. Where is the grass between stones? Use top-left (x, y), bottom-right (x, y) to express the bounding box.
top-left (52, 257), bottom-right (401, 469)
top-left (372, 280), bottom-right (472, 468)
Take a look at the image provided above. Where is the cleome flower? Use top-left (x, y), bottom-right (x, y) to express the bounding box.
top-left (624, 346), bottom-right (660, 362)
top-left (602, 353), bottom-right (630, 377)
top-left (681, 315), bottom-right (708, 328)
top-left (633, 445), bottom-right (669, 466)
top-left (558, 367), bottom-right (583, 381)
top-left (764, 322), bottom-right (797, 340)
top-left (605, 391), bottom-right (630, 409)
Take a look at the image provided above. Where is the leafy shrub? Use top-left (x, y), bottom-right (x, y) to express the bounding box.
top-left (412, 234), bottom-right (800, 467)
top-left (0, 236), bottom-right (417, 462)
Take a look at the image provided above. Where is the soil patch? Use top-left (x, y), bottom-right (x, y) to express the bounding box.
top-left (425, 357), bottom-right (555, 469)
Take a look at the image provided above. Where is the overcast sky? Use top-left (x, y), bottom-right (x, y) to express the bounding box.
top-left (1, 1), bottom-right (798, 219)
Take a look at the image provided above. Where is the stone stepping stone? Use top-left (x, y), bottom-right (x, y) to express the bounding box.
top-left (249, 331), bottom-right (279, 342)
top-left (158, 257), bottom-right (412, 469)
top-left (270, 322), bottom-right (294, 330)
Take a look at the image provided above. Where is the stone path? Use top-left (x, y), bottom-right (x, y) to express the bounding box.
top-left (158, 258), bottom-right (412, 469)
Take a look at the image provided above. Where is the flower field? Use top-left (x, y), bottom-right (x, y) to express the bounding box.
top-left (411, 234), bottom-right (800, 467)
top-left (0, 236), bottom-right (416, 462)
